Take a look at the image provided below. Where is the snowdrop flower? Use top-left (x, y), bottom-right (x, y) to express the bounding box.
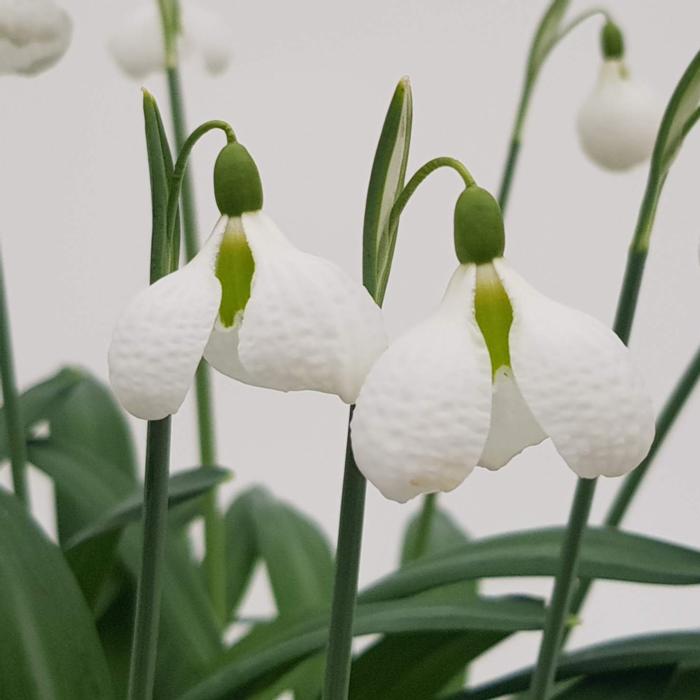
top-left (577, 22), bottom-right (660, 171)
top-left (351, 186), bottom-right (655, 503)
top-left (0, 0), bottom-right (71, 76)
top-left (108, 1), bottom-right (231, 79)
top-left (109, 141), bottom-right (386, 420)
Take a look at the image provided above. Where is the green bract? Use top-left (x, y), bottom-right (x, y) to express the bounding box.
top-left (453, 186), bottom-right (505, 265)
top-left (213, 142), bottom-right (264, 217)
top-left (601, 21), bottom-right (624, 60)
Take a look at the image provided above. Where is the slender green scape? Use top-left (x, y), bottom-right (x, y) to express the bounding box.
top-left (0, 247), bottom-right (29, 506)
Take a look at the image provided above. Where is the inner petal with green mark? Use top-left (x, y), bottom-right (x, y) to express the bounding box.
top-left (215, 217), bottom-right (255, 328)
top-left (474, 262), bottom-right (513, 377)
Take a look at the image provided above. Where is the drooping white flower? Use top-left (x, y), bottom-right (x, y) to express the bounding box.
top-left (108, 1), bottom-right (231, 80)
top-left (0, 0), bottom-right (71, 76)
top-left (351, 187), bottom-right (655, 503)
top-left (109, 142), bottom-right (386, 420)
top-left (577, 59), bottom-right (660, 171)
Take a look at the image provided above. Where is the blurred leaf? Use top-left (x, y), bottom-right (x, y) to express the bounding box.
top-left (401, 506), bottom-right (470, 566)
top-left (661, 663), bottom-right (700, 699)
top-left (97, 588), bottom-right (135, 700)
top-left (0, 366), bottom-right (82, 462)
top-left (66, 466), bottom-right (230, 549)
top-left (360, 528), bottom-right (700, 603)
top-left (551, 667), bottom-right (676, 699)
top-left (456, 631), bottom-right (700, 700)
top-left (180, 595), bottom-right (545, 700)
top-left (225, 490), bottom-right (260, 616)
top-left (362, 77), bottom-right (412, 300)
top-left (0, 488), bottom-right (114, 699)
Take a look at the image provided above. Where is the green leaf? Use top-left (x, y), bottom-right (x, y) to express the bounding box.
top-left (0, 366), bottom-right (82, 462)
top-left (179, 595), bottom-right (545, 700)
top-left (225, 490), bottom-right (260, 616)
top-left (401, 506), bottom-right (470, 566)
top-left (455, 631), bottom-right (700, 700)
top-left (0, 488), bottom-right (114, 699)
top-left (551, 667), bottom-right (676, 699)
top-left (359, 528), bottom-right (700, 603)
top-left (65, 466), bottom-right (230, 550)
top-left (661, 663), bottom-right (700, 699)
top-left (247, 486), bottom-right (334, 615)
top-left (362, 77), bottom-right (412, 300)
top-left (527, 0), bottom-right (571, 77)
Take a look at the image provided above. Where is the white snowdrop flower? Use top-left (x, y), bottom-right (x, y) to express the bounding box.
top-left (108, 1), bottom-right (231, 80)
top-left (577, 22), bottom-right (660, 171)
top-left (0, 0), bottom-right (71, 76)
top-left (351, 186), bottom-right (655, 503)
top-left (109, 142), bottom-right (386, 420)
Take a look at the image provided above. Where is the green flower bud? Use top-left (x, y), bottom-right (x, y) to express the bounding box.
top-left (453, 186), bottom-right (505, 265)
top-left (601, 21), bottom-right (624, 60)
top-left (213, 142), bottom-right (264, 217)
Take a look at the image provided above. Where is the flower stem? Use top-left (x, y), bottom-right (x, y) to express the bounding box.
top-left (127, 417), bottom-right (172, 700)
top-left (0, 247), bottom-right (29, 507)
top-left (322, 417), bottom-right (366, 700)
top-left (164, 64), bottom-right (227, 624)
top-left (529, 477), bottom-right (596, 699)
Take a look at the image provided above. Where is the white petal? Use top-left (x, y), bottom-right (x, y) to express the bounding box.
top-left (478, 366), bottom-right (547, 470)
top-left (107, 4), bottom-right (165, 80)
top-left (577, 60), bottom-right (661, 171)
top-left (0, 0), bottom-right (71, 76)
top-left (351, 265), bottom-right (492, 503)
top-left (182, 4), bottom-right (231, 75)
top-left (205, 211), bottom-right (386, 403)
top-left (495, 259), bottom-right (655, 478)
top-left (108, 223), bottom-right (224, 420)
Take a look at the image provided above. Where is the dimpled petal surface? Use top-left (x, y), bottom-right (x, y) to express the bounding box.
top-left (213, 211), bottom-right (386, 403)
top-left (108, 225), bottom-right (224, 420)
top-left (351, 265), bottom-right (492, 503)
top-left (0, 0), bottom-right (71, 75)
top-left (478, 366), bottom-right (547, 470)
top-left (495, 259), bottom-right (655, 478)
top-left (577, 60), bottom-right (661, 171)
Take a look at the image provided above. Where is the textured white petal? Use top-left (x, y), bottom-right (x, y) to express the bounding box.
top-left (495, 259), bottom-right (655, 478)
top-left (108, 224), bottom-right (224, 420)
top-left (351, 265), bottom-right (492, 503)
top-left (183, 4), bottom-right (231, 75)
top-left (577, 60), bottom-right (661, 171)
top-left (108, 4), bottom-right (165, 79)
top-left (0, 0), bottom-right (71, 76)
top-left (205, 211), bottom-right (386, 403)
top-left (478, 366), bottom-right (547, 470)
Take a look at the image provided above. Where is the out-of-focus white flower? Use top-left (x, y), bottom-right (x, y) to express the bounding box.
top-left (351, 187), bottom-right (655, 503)
top-left (577, 60), bottom-right (661, 171)
top-left (0, 0), bottom-right (71, 76)
top-left (108, 143), bottom-right (386, 420)
top-left (108, 2), bottom-right (231, 79)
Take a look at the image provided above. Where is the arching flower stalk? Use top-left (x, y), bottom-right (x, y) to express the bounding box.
top-left (0, 0), bottom-right (71, 76)
top-left (109, 140), bottom-right (386, 420)
top-left (351, 185), bottom-right (655, 503)
top-left (577, 21), bottom-right (661, 171)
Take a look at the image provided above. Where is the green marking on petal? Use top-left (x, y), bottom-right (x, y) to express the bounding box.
top-left (215, 217), bottom-right (255, 328)
top-left (475, 263), bottom-right (513, 377)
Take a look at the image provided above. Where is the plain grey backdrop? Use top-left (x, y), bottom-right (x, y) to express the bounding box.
top-left (1, 0), bottom-right (698, 687)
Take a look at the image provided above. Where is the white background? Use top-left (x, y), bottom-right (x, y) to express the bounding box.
top-left (1, 0), bottom-right (699, 687)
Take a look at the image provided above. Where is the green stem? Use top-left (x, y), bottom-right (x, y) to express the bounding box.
top-left (0, 247), bottom-right (29, 507)
top-left (322, 417), bottom-right (366, 700)
top-left (412, 493), bottom-right (437, 560)
top-left (127, 417), bottom-right (172, 700)
top-left (498, 6), bottom-right (610, 212)
top-left (164, 65), bottom-right (230, 624)
top-left (529, 478), bottom-right (596, 699)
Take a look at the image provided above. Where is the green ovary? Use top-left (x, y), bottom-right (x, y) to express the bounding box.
top-left (474, 263), bottom-right (513, 376)
top-left (215, 219), bottom-right (255, 328)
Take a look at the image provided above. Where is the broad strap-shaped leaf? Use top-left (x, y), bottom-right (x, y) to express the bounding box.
top-left (451, 631), bottom-right (700, 700)
top-left (551, 667), bottom-right (676, 699)
top-left (225, 490), bottom-right (260, 616)
top-left (362, 77), bottom-right (412, 300)
top-left (180, 596), bottom-right (545, 700)
top-left (359, 527), bottom-right (700, 603)
top-left (65, 465), bottom-right (230, 549)
top-left (661, 663), bottom-right (700, 699)
top-left (0, 366), bottom-right (82, 462)
top-left (0, 488), bottom-right (114, 699)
